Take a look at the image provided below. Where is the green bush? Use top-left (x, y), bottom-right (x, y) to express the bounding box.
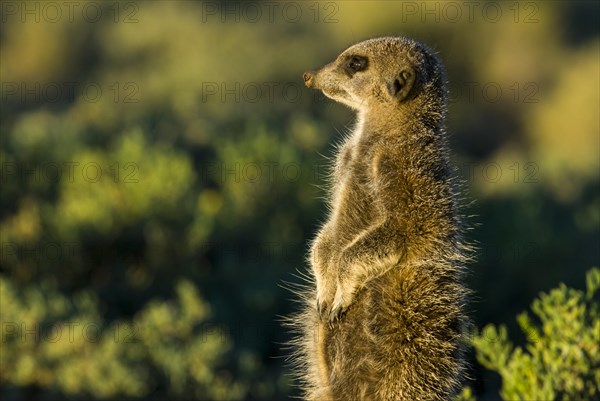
top-left (0, 277), bottom-right (245, 400)
top-left (462, 267), bottom-right (600, 401)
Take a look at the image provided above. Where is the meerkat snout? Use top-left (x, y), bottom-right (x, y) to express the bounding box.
top-left (303, 71), bottom-right (315, 88)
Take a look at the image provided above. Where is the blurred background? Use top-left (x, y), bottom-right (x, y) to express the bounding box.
top-left (1, 1), bottom-right (598, 400)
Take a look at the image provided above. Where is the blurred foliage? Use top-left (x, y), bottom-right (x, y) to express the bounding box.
top-left (460, 267), bottom-right (600, 401)
top-left (1, 277), bottom-right (243, 400)
top-left (0, 1), bottom-right (598, 400)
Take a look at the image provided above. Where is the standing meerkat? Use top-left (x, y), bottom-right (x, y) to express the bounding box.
top-left (290, 37), bottom-right (471, 400)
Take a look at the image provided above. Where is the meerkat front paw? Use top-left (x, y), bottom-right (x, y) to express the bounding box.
top-left (328, 280), bottom-right (355, 323)
top-left (327, 250), bottom-right (364, 323)
top-left (316, 277), bottom-right (336, 320)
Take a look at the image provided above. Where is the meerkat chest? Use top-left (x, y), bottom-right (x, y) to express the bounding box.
top-left (334, 131), bottom-right (375, 183)
top-left (330, 134), bottom-right (376, 208)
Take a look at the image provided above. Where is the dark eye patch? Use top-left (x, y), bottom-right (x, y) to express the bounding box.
top-left (343, 55), bottom-right (368, 75)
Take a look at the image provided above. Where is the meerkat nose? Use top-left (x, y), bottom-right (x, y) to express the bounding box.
top-left (303, 71), bottom-right (315, 88)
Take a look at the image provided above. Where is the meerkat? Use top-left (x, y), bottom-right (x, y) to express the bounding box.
top-left (289, 37), bottom-right (471, 401)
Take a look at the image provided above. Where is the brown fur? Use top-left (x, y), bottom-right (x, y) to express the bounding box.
top-left (287, 37), bottom-right (471, 400)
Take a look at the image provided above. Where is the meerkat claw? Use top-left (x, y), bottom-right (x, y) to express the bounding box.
top-left (328, 304), bottom-right (345, 324)
top-left (317, 300), bottom-right (328, 321)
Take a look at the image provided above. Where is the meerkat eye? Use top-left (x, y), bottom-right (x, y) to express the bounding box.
top-left (344, 55), bottom-right (368, 75)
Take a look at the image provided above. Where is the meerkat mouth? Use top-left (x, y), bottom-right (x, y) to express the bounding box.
top-left (322, 88), bottom-right (348, 100)
top-left (322, 88), bottom-right (364, 110)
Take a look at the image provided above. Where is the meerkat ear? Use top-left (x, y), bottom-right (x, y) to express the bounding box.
top-left (388, 67), bottom-right (416, 102)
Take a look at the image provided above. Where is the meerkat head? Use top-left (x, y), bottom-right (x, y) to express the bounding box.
top-left (303, 36), bottom-right (446, 115)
